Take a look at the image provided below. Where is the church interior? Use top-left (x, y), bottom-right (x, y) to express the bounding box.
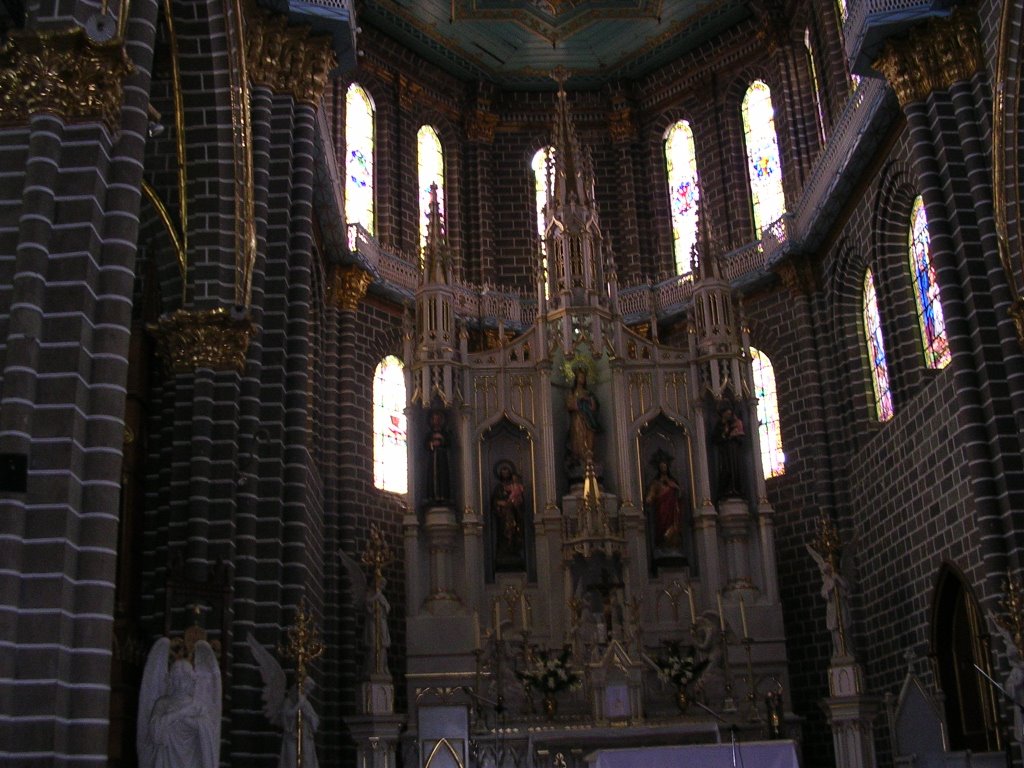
top-left (3, 0), bottom-right (1024, 766)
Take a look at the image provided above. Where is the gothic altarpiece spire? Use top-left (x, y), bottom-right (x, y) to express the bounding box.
top-left (392, 78), bottom-right (792, 768)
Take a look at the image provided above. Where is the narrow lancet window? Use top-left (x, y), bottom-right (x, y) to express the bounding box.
top-left (345, 83), bottom-right (375, 236)
top-left (741, 80), bottom-right (785, 239)
top-left (664, 120), bottom-right (701, 275)
top-left (909, 196), bottom-right (951, 369)
top-left (373, 355), bottom-right (408, 494)
top-left (863, 268), bottom-right (894, 422)
top-left (750, 347), bottom-right (785, 478)
top-left (418, 125), bottom-right (445, 258)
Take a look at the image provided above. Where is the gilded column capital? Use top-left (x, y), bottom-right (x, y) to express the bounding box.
top-left (0, 26), bottom-right (132, 132)
top-left (466, 107), bottom-right (498, 144)
top-left (775, 258), bottom-right (816, 296)
top-left (608, 107), bottom-right (637, 144)
top-left (245, 7), bottom-right (336, 105)
top-left (148, 307), bottom-right (255, 374)
top-left (327, 264), bottom-right (373, 312)
top-left (398, 74), bottom-right (423, 112)
top-left (872, 7), bottom-right (982, 108)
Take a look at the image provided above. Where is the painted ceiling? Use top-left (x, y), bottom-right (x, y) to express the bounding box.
top-left (357, 0), bottom-right (754, 88)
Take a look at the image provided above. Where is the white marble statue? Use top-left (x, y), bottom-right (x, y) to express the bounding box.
top-left (340, 548), bottom-right (391, 676)
top-left (994, 621), bottom-right (1024, 744)
top-left (137, 637), bottom-right (222, 768)
top-left (247, 634), bottom-right (320, 768)
top-left (807, 543), bottom-right (853, 658)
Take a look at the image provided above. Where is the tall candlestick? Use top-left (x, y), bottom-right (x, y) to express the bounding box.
top-left (473, 612), bottom-right (481, 650)
top-left (687, 587), bottom-right (697, 625)
top-left (493, 600), bottom-right (501, 641)
top-left (717, 592), bottom-right (726, 631)
top-left (739, 595), bottom-right (749, 638)
top-left (520, 594), bottom-right (529, 630)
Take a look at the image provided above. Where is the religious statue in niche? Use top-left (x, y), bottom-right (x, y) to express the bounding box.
top-left (645, 449), bottom-right (688, 561)
top-left (137, 636), bottom-right (222, 768)
top-left (565, 363), bottom-right (600, 470)
top-left (713, 401), bottom-right (746, 500)
top-left (424, 408), bottom-right (452, 504)
top-left (490, 459), bottom-right (527, 571)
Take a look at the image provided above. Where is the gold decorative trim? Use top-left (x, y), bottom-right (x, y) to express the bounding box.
top-left (148, 308), bottom-right (254, 374)
top-left (245, 5), bottom-right (336, 106)
top-left (872, 7), bottom-right (982, 108)
top-left (327, 264), bottom-right (373, 312)
top-left (466, 107), bottom-right (498, 144)
top-left (398, 73), bottom-right (423, 112)
top-left (608, 106), bottom-right (637, 144)
top-left (0, 27), bottom-right (132, 132)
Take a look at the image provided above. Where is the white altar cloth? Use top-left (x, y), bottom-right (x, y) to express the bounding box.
top-left (587, 739), bottom-right (800, 768)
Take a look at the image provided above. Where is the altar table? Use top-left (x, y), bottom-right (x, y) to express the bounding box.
top-left (587, 739), bottom-right (800, 768)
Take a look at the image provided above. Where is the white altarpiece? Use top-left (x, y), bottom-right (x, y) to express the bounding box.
top-left (391, 85), bottom-right (793, 768)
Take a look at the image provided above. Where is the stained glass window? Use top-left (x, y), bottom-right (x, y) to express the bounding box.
top-left (664, 120), bottom-right (700, 275)
top-left (750, 347), bottom-right (785, 478)
top-left (741, 80), bottom-right (786, 239)
top-left (345, 83), bottom-right (374, 236)
top-left (804, 29), bottom-right (827, 145)
top-left (909, 196), bottom-right (951, 369)
top-left (863, 269), bottom-right (894, 422)
top-left (532, 146), bottom-right (555, 293)
top-left (373, 355), bottom-right (408, 494)
top-left (418, 125), bottom-right (445, 257)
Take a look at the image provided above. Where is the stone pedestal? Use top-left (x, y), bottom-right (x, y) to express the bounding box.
top-left (346, 715), bottom-right (405, 768)
top-left (822, 657), bottom-right (879, 768)
top-left (424, 505), bottom-right (462, 614)
top-left (718, 497), bottom-right (752, 589)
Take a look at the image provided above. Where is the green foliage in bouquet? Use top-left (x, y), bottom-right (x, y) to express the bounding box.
top-left (517, 646), bottom-right (581, 693)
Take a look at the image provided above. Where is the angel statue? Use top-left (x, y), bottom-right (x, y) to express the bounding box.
top-left (993, 620), bottom-right (1024, 743)
top-left (247, 634), bottom-right (320, 768)
top-left (807, 541), bottom-right (853, 658)
top-left (340, 536), bottom-right (392, 677)
top-left (137, 636), bottom-right (221, 768)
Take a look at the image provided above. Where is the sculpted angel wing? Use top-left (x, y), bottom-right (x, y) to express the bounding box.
top-left (247, 633), bottom-right (286, 726)
top-left (137, 637), bottom-right (171, 768)
top-left (339, 549), bottom-right (367, 603)
top-left (193, 640), bottom-right (222, 768)
top-left (805, 542), bottom-right (826, 572)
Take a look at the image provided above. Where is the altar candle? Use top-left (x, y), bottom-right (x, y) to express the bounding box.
top-left (687, 587), bottom-right (697, 625)
top-left (493, 600), bottom-right (501, 640)
top-left (717, 592), bottom-right (726, 631)
top-left (520, 594), bottom-right (529, 630)
top-left (739, 595), bottom-right (749, 638)
top-left (473, 612), bottom-right (481, 650)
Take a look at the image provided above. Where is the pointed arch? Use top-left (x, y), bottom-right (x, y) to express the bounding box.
top-left (532, 146), bottom-right (555, 293)
top-left (930, 565), bottom-right (1000, 751)
top-left (750, 347), bottom-right (785, 478)
top-left (741, 80), bottom-right (785, 239)
top-left (862, 268), bottom-right (893, 422)
top-left (417, 124), bottom-right (445, 257)
top-left (345, 82), bottom-right (375, 235)
top-left (663, 120), bottom-right (701, 275)
top-left (373, 355), bottom-right (407, 494)
top-left (908, 196), bottom-right (951, 369)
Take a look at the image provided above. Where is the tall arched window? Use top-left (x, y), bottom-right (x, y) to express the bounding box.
top-left (345, 83), bottom-right (375, 236)
top-left (664, 120), bottom-right (701, 276)
top-left (750, 347), bottom-right (785, 478)
top-left (908, 196), bottom-right (951, 369)
top-left (417, 125), bottom-right (445, 256)
top-left (373, 355), bottom-right (407, 494)
top-left (741, 80), bottom-right (785, 239)
top-left (804, 29), bottom-right (827, 145)
top-left (931, 566), bottom-right (1000, 752)
top-left (532, 146), bottom-right (555, 292)
top-left (863, 268), bottom-right (894, 422)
